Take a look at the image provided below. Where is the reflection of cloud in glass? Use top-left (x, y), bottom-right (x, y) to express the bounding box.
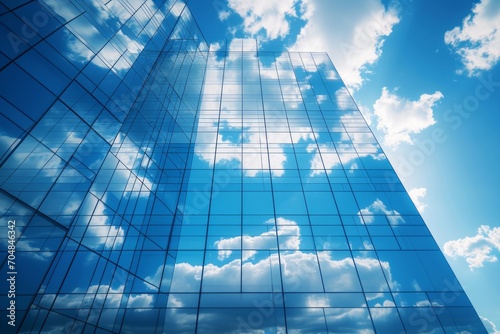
top-left (43, 0), bottom-right (184, 72)
top-left (216, 217), bottom-right (299, 260)
top-left (73, 137), bottom-right (157, 250)
top-left (52, 284), bottom-right (153, 310)
top-left (317, 252), bottom-right (361, 292)
top-left (0, 133), bottom-right (19, 156)
top-left (334, 87), bottom-right (357, 109)
top-left (195, 48), bottom-right (315, 177)
top-left (3, 137), bottom-right (64, 177)
top-left (359, 199), bottom-right (404, 225)
top-left (307, 114), bottom-right (384, 176)
top-left (15, 240), bottom-right (54, 261)
top-left (307, 143), bottom-right (340, 176)
top-left (195, 44), bottom-right (380, 179)
top-left (127, 293), bottom-right (155, 309)
top-left (113, 140), bottom-right (154, 193)
top-left (164, 216), bottom-right (396, 293)
top-left (43, 0), bottom-right (80, 21)
top-left (324, 308), bottom-right (374, 333)
top-left (77, 196), bottom-right (125, 250)
top-left (131, 214), bottom-right (410, 332)
top-left (370, 307), bottom-right (395, 322)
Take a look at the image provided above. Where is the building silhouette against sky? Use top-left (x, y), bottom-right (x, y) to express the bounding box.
top-left (0, 0), bottom-right (487, 333)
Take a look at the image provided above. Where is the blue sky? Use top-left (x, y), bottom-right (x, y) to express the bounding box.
top-left (188, 0), bottom-right (500, 331)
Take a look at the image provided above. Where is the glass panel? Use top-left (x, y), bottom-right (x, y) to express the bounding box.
top-left (325, 308), bottom-right (374, 333)
top-left (353, 251), bottom-right (390, 292)
top-left (0, 64), bottom-right (56, 121)
top-left (370, 307), bottom-right (405, 333)
top-left (286, 308), bottom-right (327, 333)
top-left (318, 251), bottom-right (362, 292)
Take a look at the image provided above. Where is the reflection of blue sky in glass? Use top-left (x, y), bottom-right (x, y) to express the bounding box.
top-left (164, 40), bottom-right (484, 332)
top-left (0, 0), bottom-right (492, 333)
top-left (42, 0), bottom-right (186, 72)
top-left (185, 3), bottom-right (500, 328)
top-left (193, 45), bottom-right (392, 183)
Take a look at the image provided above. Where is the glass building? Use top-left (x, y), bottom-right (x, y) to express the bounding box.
top-left (0, 1), bottom-right (487, 333)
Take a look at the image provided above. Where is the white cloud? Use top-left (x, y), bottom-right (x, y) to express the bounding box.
top-left (444, 0), bottom-right (500, 75)
top-left (444, 225), bottom-right (500, 270)
top-left (15, 240), bottom-right (54, 261)
top-left (195, 46), bottom-right (316, 177)
top-left (306, 113), bottom-right (383, 176)
top-left (83, 198), bottom-right (125, 249)
top-left (218, 10), bottom-right (231, 21)
top-left (359, 199), bottom-right (404, 225)
top-left (372, 88), bottom-right (443, 150)
top-left (170, 1), bottom-right (187, 17)
top-left (169, 245), bottom-right (391, 296)
top-left (408, 187), bottom-right (427, 213)
top-left (290, 0), bottom-right (400, 89)
top-left (307, 143), bottom-right (340, 176)
top-left (225, 0), bottom-right (299, 40)
top-left (370, 299), bottom-right (397, 319)
top-left (127, 293), bottom-right (154, 308)
top-left (358, 103), bottom-right (374, 126)
top-left (481, 316), bottom-right (500, 334)
top-left (169, 262), bottom-right (203, 292)
top-left (0, 134), bottom-right (17, 157)
top-left (307, 141), bottom-right (382, 176)
top-left (215, 217), bottom-right (300, 261)
top-left (197, 45), bottom-right (385, 178)
top-left (52, 284), bottom-right (153, 310)
top-left (43, 0), bottom-right (80, 21)
top-left (43, 0), bottom-right (178, 72)
top-left (164, 216), bottom-right (398, 300)
top-left (209, 42), bottom-right (223, 51)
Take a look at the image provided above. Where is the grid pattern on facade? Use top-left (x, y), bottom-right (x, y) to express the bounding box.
top-left (0, 1), bottom-right (487, 333)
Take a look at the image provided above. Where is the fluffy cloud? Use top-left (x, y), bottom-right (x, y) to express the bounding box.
top-left (195, 120), bottom-right (292, 177)
top-left (444, 225), bottom-right (500, 270)
top-left (481, 316), bottom-right (500, 334)
top-left (195, 46), bottom-right (316, 177)
top-left (358, 103), bottom-right (374, 126)
top-left (444, 0), bottom-right (500, 75)
top-left (306, 112), bottom-right (384, 176)
top-left (290, 0), bottom-right (400, 89)
top-left (165, 216), bottom-right (396, 296)
top-left (359, 199), bottom-right (404, 225)
top-left (218, 10), bottom-right (231, 21)
top-left (216, 217), bottom-right (300, 261)
top-left (75, 196), bottom-right (125, 250)
top-left (307, 141), bottom-right (382, 176)
top-left (408, 187), bottom-right (427, 213)
top-left (225, 0), bottom-right (300, 40)
top-left (15, 239), bottom-right (54, 261)
top-left (43, 0), bottom-right (179, 72)
top-left (307, 143), bottom-right (340, 176)
top-left (52, 284), bottom-right (153, 310)
top-left (220, 0), bottom-right (399, 89)
top-left (372, 88), bottom-right (443, 150)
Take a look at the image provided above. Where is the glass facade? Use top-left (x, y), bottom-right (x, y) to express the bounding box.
top-left (0, 1), bottom-right (487, 333)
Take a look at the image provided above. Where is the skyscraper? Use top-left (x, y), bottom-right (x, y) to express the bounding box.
top-left (0, 0), bottom-right (487, 333)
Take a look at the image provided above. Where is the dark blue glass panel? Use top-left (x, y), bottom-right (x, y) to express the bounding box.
top-left (0, 63), bottom-right (56, 121)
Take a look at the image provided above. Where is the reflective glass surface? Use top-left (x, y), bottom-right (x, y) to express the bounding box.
top-left (0, 1), bottom-right (487, 333)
